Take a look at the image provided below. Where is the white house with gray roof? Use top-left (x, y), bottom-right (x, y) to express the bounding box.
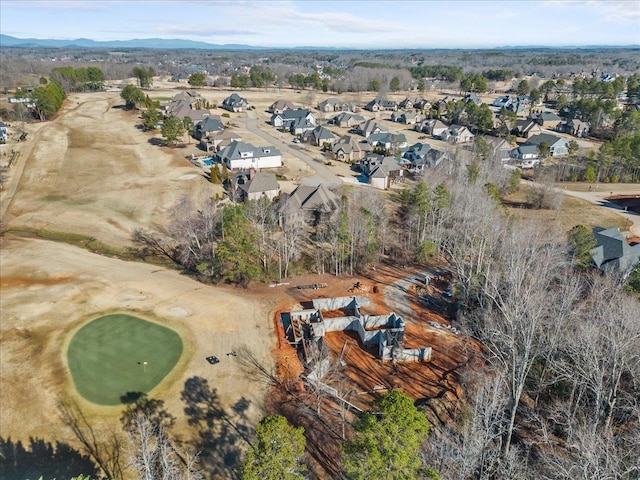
top-left (270, 109), bottom-right (316, 131)
top-left (216, 140), bottom-right (282, 170)
top-left (525, 133), bottom-right (569, 156)
top-left (222, 93), bottom-right (249, 112)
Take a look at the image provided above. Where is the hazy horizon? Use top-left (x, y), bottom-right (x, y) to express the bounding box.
top-left (1, 0), bottom-right (639, 49)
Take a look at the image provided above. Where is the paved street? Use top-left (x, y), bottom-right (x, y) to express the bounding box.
top-left (244, 112), bottom-right (343, 188)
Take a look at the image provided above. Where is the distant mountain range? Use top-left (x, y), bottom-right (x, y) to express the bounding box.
top-left (0, 34), bottom-right (266, 50)
top-left (1, 34), bottom-right (637, 51)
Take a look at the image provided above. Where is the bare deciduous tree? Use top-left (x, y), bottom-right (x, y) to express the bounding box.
top-left (126, 412), bottom-right (203, 480)
top-left (58, 399), bottom-right (125, 480)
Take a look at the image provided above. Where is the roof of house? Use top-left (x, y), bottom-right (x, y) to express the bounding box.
top-left (525, 133), bottom-right (567, 147)
top-left (217, 140), bottom-right (281, 161)
top-left (590, 227), bottom-right (640, 274)
top-left (274, 108), bottom-right (313, 120)
top-left (168, 102), bottom-right (210, 122)
top-left (334, 112), bottom-right (364, 124)
top-left (513, 144), bottom-right (539, 155)
top-left (427, 119), bottom-right (448, 131)
top-left (366, 98), bottom-right (397, 108)
top-left (465, 93), bottom-right (483, 105)
top-left (405, 142), bottom-right (432, 157)
top-left (530, 111), bottom-right (561, 122)
top-left (239, 172), bottom-right (280, 194)
top-left (311, 126), bottom-right (336, 141)
top-left (358, 119), bottom-right (386, 135)
top-left (567, 118), bottom-right (590, 128)
top-left (173, 90), bottom-right (202, 101)
top-left (368, 132), bottom-right (407, 145)
top-left (223, 93), bottom-right (248, 106)
top-left (196, 116), bottom-right (224, 132)
top-left (334, 135), bottom-right (372, 154)
top-left (288, 184), bottom-right (340, 213)
top-left (269, 99), bottom-right (297, 111)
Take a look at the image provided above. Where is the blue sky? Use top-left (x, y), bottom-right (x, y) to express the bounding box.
top-left (1, 0), bottom-right (639, 48)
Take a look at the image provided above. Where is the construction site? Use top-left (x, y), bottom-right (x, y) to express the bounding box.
top-left (269, 264), bottom-right (480, 415)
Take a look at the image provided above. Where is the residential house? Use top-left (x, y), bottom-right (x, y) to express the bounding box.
top-left (418, 119), bottom-right (448, 137)
top-left (0, 121), bottom-right (7, 143)
top-left (229, 170), bottom-right (280, 202)
top-left (483, 135), bottom-right (513, 163)
top-left (360, 155), bottom-right (405, 190)
top-left (525, 133), bottom-right (569, 156)
top-left (432, 97), bottom-right (449, 117)
top-left (398, 97), bottom-right (419, 110)
top-left (557, 118), bottom-right (590, 137)
top-left (513, 119), bottom-right (544, 138)
top-left (590, 227), bottom-right (640, 276)
top-left (391, 111), bottom-right (422, 125)
top-left (530, 111), bottom-right (562, 129)
top-left (221, 93), bottom-right (249, 112)
top-left (332, 112), bottom-right (366, 128)
top-left (423, 148), bottom-right (448, 169)
top-left (268, 99), bottom-right (297, 114)
top-left (163, 99), bottom-right (211, 122)
top-left (290, 117), bottom-right (316, 135)
top-left (464, 93), bottom-right (483, 106)
top-left (172, 91), bottom-right (206, 110)
top-left (364, 98), bottom-right (397, 112)
top-left (333, 135), bottom-right (373, 162)
top-left (510, 144), bottom-right (540, 167)
top-left (194, 116), bottom-right (224, 140)
top-left (367, 132), bottom-right (408, 152)
top-left (414, 98), bottom-right (432, 112)
top-left (283, 183), bottom-right (340, 224)
top-left (271, 109), bottom-right (316, 132)
top-left (356, 119), bottom-right (386, 138)
top-left (301, 125), bottom-right (337, 147)
top-left (199, 130), bottom-right (241, 153)
top-left (216, 140), bottom-right (282, 170)
top-left (440, 125), bottom-right (474, 144)
top-left (317, 98), bottom-right (357, 113)
top-left (506, 100), bottom-right (529, 116)
top-left (492, 95), bottom-right (514, 108)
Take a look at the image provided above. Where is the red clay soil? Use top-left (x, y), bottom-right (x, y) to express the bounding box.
top-left (268, 264), bottom-right (481, 413)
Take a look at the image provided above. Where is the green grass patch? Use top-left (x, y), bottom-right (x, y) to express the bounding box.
top-left (68, 314), bottom-right (183, 405)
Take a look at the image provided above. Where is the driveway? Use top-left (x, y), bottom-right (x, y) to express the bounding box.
top-left (243, 112), bottom-right (343, 188)
top-left (560, 188), bottom-right (640, 236)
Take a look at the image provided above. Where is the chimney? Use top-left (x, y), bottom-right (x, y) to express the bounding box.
top-left (249, 167), bottom-right (256, 180)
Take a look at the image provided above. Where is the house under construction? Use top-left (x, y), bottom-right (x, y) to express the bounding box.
top-left (281, 296), bottom-right (432, 364)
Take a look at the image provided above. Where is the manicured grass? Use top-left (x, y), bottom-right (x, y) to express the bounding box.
top-left (68, 314), bottom-right (183, 405)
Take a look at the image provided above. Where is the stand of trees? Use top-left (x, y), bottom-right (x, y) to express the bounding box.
top-left (50, 66), bottom-right (105, 92)
top-left (31, 82), bottom-right (65, 120)
top-left (132, 66), bottom-right (154, 88)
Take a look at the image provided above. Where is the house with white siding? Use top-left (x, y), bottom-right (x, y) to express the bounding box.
top-left (216, 140), bottom-right (282, 170)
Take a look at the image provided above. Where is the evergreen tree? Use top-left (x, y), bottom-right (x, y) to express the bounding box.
top-left (242, 415), bottom-right (306, 480)
top-left (341, 390), bottom-right (433, 480)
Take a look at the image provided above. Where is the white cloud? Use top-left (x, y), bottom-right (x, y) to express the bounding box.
top-left (2, 0), bottom-right (107, 10)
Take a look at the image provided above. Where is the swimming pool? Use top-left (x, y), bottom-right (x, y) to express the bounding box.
top-left (202, 158), bottom-right (214, 166)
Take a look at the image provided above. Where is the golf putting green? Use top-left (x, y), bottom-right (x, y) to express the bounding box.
top-left (68, 314), bottom-right (183, 405)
